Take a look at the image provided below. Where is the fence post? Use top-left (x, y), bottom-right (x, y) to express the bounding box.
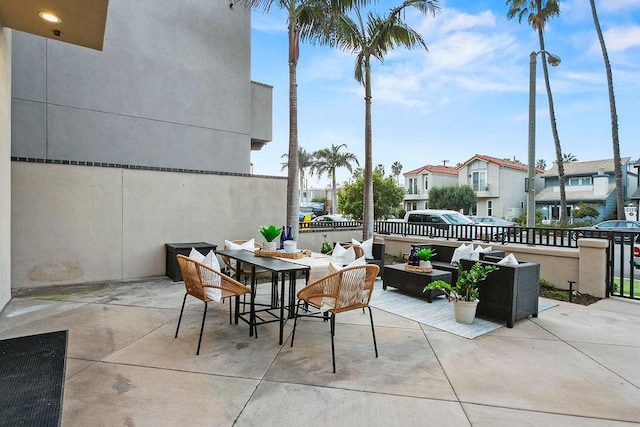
top-left (577, 238), bottom-right (609, 298)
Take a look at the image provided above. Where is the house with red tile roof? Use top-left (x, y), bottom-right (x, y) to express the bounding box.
top-left (402, 164), bottom-right (459, 211)
top-left (402, 154), bottom-right (545, 221)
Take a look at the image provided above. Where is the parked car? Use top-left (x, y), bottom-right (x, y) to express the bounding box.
top-left (298, 208), bottom-right (316, 221)
top-left (403, 209), bottom-right (474, 225)
top-left (634, 241), bottom-right (640, 268)
top-left (311, 214), bottom-right (349, 223)
top-left (472, 216), bottom-right (520, 227)
top-left (571, 220), bottom-right (640, 242)
top-left (472, 216), bottom-right (520, 241)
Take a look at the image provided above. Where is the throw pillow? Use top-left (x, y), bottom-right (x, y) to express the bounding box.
top-left (351, 238), bottom-right (374, 260)
top-left (451, 243), bottom-right (474, 265)
top-left (224, 238), bottom-right (256, 252)
top-left (470, 245), bottom-right (493, 261)
top-left (322, 256), bottom-right (367, 312)
top-left (188, 248), bottom-right (222, 302)
top-left (331, 243), bottom-right (356, 266)
top-left (497, 253), bottom-right (519, 266)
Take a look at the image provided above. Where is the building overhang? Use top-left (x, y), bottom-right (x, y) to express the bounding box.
top-left (0, 0), bottom-right (109, 51)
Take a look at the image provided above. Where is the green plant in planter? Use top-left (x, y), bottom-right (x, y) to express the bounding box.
top-left (416, 248), bottom-right (436, 261)
top-left (424, 261), bottom-right (498, 302)
top-left (320, 234), bottom-right (333, 254)
top-left (259, 225), bottom-right (282, 242)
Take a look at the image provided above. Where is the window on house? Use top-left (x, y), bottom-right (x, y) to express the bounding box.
top-left (424, 175), bottom-right (429, 190)
top-left (470, 160), bottom-right (487, 169)
top-left (487, 200), bottom-right (493, 216)
top-left (408, 178), bottom-right (418, 194)
top-left (568, 177), bottom-right (592, 186)
top-left (472, 171), bottom-right (487, 192)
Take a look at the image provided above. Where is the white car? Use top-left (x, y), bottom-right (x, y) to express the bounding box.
top-left (311, 214), bottom-right (349, 223)
top-left (403, 209), bottom-right (474, 225)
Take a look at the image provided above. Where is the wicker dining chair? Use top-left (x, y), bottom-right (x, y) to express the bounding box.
top-left (290, 264), bottom-right (380, 373)
top-left (175, 254), bottom-right (251, 355)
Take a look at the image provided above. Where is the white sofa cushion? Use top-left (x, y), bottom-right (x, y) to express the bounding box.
top-left (451, 243), bottom-right (474, 264)
top-left (351, 238), bottom-right (374, 259)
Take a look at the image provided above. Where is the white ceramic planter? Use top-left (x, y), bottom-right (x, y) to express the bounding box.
top-left (263, 241), bottom-right (277, 251)
top-left (453, 300), bottom-right (479, 324)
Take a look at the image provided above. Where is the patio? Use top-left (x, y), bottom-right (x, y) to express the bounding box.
top-left (1, 276), bottom-right (639, 426)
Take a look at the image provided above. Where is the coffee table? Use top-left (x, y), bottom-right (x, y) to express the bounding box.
top-left (383, 264), bottom-right (452, 302)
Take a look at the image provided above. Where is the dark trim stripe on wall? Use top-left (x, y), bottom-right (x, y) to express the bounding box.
top-left (11, 157), bottom-right (285, 180)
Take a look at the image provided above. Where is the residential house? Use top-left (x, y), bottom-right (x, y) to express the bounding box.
top-left (536, 157), bottom-right (638, 222)
top-left (630, 158), bottom-right (640, 219)
top-left (0, 0), bottom-right (277, 310)
top-left (402, 164), bottom-right (458, 211)
top-left (456, 154), bottom-right (544, 219)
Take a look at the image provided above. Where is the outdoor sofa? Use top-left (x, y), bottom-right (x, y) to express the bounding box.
top-left (460, 257), bottom-right (541, 328)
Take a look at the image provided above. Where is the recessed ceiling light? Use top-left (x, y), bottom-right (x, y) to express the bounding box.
top-left (38, 12), bottom-right (62, 24)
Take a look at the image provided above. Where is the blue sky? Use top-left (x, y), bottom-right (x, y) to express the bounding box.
top-left (249, 0), bottom-right (640, 187)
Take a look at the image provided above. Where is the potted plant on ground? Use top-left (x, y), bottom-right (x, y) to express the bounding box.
top-left (416, 248), bottom-right (436, 269)
top-left (259, 225), bottom-right (282, 251)
top-left (423, 261), bottom-right (498, 324)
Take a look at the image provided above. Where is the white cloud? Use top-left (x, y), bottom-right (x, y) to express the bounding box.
top-left (602, 26), bottom-right (640, 52)
top-left (598, 0), bottom-right (640, 13)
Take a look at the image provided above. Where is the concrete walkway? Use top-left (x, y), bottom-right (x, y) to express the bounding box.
top-left (1, 277), bottom-right (639, 426)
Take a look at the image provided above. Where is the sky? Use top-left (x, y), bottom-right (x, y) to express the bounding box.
top-left (249, 0), bottom-right (640, 188)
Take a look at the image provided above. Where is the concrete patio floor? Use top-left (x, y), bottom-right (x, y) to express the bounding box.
top-left (1, 277), bottom-right (639, 426)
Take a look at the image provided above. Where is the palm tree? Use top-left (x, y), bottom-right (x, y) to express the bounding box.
top-left (507, 0), bottom-right (567, 226)
top-left (331, 0), bottom-right (440, 239)
top-left (562, 152), bottom-right (577, 163)
top-left (281, 147), bottom-right (316, 204)
top-left (251, 0), bottom-right (367, 240)
top-left (313, 143), bottom-right (359, 214)
top-left (589, 0), bottom-right (624, 219)
top-left (536, 159), bottom-right (547, 170)
top-left (391, 161), bottom-right (403, 185)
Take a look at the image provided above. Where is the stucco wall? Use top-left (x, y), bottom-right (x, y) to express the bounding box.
top-left (11, 0), bottom-right (255, 173)
top-left (11, 162), bottom-right (286, 288)
top-left (0, 27), bottom-right (11, 310)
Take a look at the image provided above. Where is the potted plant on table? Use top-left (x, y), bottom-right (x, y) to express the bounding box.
top-left (416, 248), bottom-right (436, 269)
top-left (259, 225), bottom-right (282, 251)
top-left (423, 261), bottom-right (498, 324)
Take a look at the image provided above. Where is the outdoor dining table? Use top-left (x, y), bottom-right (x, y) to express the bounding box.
top-left (215, 249), bottom-right (311, 345)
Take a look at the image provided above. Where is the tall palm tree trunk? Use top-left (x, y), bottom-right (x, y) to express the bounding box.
top-left (331, 169), bottom-right (337, 214)
top-left (589, 0), bottom-right (624, 219)
top-left (538, 29), bottom-right (567, 226)
top-left (362, 60), bottom-right (374, 240)
top-left (287, 23), bottom-right (301, 240)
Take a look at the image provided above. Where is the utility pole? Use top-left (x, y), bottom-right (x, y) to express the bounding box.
top-left (442, 160), bottom-right (449, 167)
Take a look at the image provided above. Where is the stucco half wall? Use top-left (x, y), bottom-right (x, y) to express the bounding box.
top-left (11, 162), bottom-right (286, 288)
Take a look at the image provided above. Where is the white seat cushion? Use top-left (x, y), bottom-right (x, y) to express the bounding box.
top-left (470, 245), bottom-right (493, 261)
top-left (497, 253), bottom-right (519, 266)
top-left (331, 243), bottom-right (356, 265)
top-left (322, 256), bottom-right (367, 312)
top-left (451, 243), bottom-right (474, 264)
top-left (189, 248), bottom-right (222, 302)
top-left (351, 238), bottom-right (374, 259)
top-left (224, 238), bottom-right (256, 252)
